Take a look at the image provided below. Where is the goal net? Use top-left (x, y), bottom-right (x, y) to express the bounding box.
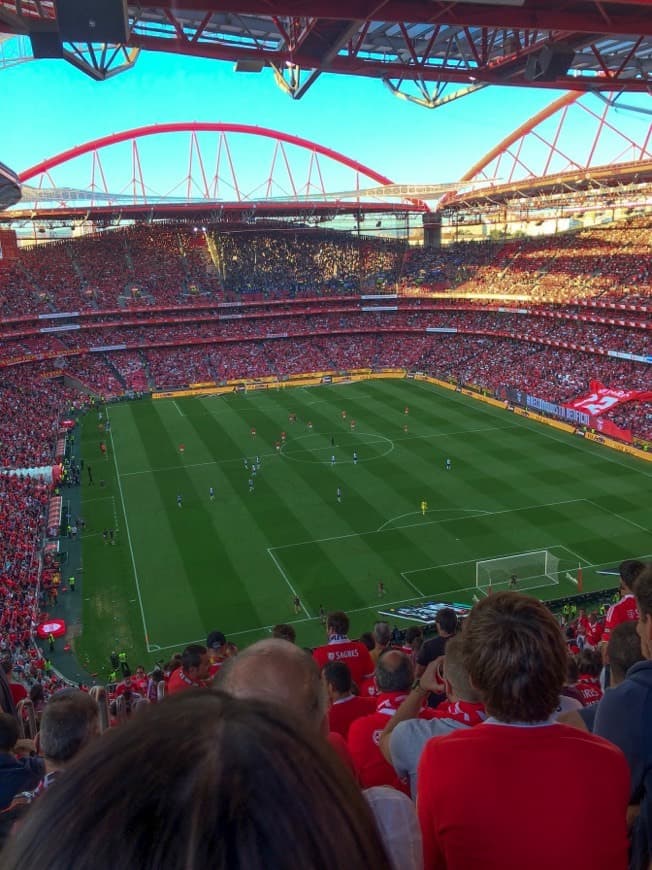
top-left (475, 550), bottom-right (560, 594)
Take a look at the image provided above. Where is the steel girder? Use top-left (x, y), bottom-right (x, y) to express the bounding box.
top-left (0, 1), bottom-right (650, 101)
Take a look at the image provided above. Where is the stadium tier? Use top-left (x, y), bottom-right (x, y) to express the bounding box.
top-left (0, 219), bottom-right (650, 869)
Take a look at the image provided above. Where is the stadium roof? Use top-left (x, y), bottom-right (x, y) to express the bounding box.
top-left (0, 161), bottom-right (20, 208)
top-left (0, 1), bottom-right (650, 105)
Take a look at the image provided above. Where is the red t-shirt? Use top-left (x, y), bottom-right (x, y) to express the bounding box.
top-left (347, 692), bottom-right (412, 794)
top-left (328, 694), bottom-right (377, 738)
top-left (312, 638), bottom-right (375, 686)
top-left (166, 668), bottom-right (204, 695)
top-left (357, 677), bottom-right (378, 699)
top-left (9, 683), bottom-right (27, 706)
top-left (584, 620), bottom-right (604, 646)
top-left (603, 594), bottom-right (638, 643)
top-left (327, 731), bottom-right (357, 778)
top-left (576, 675), bottom-right (603, 707)
top-left (418, 722), bottom-right (630, 870)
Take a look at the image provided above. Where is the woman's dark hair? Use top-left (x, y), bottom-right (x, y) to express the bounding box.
top-left (1, 691), bottom-right (390, 870)
top-left (29, 683), bottom-right (44, 704)
top-left (577, 648), bottom-right (602, 678)
top-left (359, 632), bottom-right (375, 652)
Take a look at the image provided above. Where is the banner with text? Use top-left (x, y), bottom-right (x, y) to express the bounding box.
top-left (564, 380), bottom-right (652, 416)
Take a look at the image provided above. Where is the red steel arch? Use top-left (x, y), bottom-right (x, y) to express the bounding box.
top-left (459, 92), bottom-right (651, 186)
top-left (19, 122), bottom-right (393, 187)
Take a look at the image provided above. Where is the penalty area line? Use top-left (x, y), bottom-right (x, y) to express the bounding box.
top-left (266, 548), bottom-right (312, 619)
top-left (399, 571), bottom-right (425, 597)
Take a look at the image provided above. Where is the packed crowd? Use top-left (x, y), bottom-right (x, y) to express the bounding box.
top-left (0, 225), bottom-right (223, 317)
top-left (0, 373), bottom-right (78, 470)
top-left (2, 304), bottom-right (647, 369)
top-left (1, 215), bottom-right (648, 319)
top-left (1, 560), bottom-right (651, 869)
top-left (213, 229), bottom-right (404, 299)
top-left (401, 216), bottom-right (652, 304)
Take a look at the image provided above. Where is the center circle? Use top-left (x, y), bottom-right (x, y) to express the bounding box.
top-left (280, 432), bottom-right (394, 464)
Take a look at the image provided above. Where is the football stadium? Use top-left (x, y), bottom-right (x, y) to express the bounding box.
top-left (0, 1), bottom-right (651, 867)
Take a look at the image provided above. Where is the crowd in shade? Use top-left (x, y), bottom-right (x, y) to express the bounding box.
top-left (0, 563), bottom-right (651, 869)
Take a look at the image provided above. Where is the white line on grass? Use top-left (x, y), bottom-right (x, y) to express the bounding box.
top-left (110, 495), bottom-right (119, 530)
top-left (106, 409), bottom-right (153, 653)
top-left (585, 498), bottom-right (651, 535)
top-left (172, 401), bottom-right (184, 417)
top-left (402, 545), bottom-right (563, 576)
top-left (377, 508), bottom-right (490, 533)
top-left (421, 379), bottom-right (652, 479)
top-left (398, 572), bottom-right (425, 597)
top-left (271, 497), bottom-right (588, 551)
top-left (267, 547), bottom-right (312, 618)
top-left (138, 553), bottom-right (652, 654)
top-left (120, 454), bottom-right (279, 478)
top-left (117, 423), bottom-right (517, 478)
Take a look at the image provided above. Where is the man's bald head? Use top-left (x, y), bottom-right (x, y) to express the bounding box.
top-left (216, 639), bottom-right (327, 732)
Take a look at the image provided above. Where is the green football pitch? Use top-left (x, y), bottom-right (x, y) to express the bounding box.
top-left (76, 378), bottom-right (651, 676)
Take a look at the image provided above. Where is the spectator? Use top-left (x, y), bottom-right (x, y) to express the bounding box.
top-left (217, 638), bottom-right (328, 737)
top-left (347, 650), bottom-right (415, 793)
top-left (0, 713), bottom-right (43, 811)
top-left (417, 592), bottom-right (630, 869)
top-left (601, 559), bottom-right (645, 652)
top-left (370, 622), bottom-right (392, 665)
top-left (0, 669), bottom-right (17, 719)
top-left (595, 563), bottom-right (652, 870)
top-left (416, 607), bottom-right (458, 707)
top-left (312, 611), bottom-right (375, 687)
top-left (271, 624), bottom-right (296, 644)
top-left (323, 661), bottom-right (376, 739)
top-left (380, 634), bottom-right (486, 798)
top-left (205, 631), bottom-right (230, 678)
top-left (416, 608), bottom-right (458, 672)
top-left (1, 691), bottom-right (392, 870)
top-left (559, 621), bottom-right (644, 733)
top-left (575, 648), bottom-right (604, 707)
top-left (0, 663), bottom-right (26, 710)
top-left (166, 644), bottom-right (210, 695)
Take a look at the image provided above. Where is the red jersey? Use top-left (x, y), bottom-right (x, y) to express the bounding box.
top-left (603, 594), bottom-right (638, 643)
top-left (576, 674), bottom-right (603, 707)
top-left (9, 683), bottom-right (27, 706)
top-left (166, 668), bottom-right (205, 695)
top-left (347, 692), bottom-right (412, 794)
top-left (328, 694), bottom-right (377, 738)
top-left (418, 723), bottom-right (630, 870)
top-left (312, 637), bottom-right (375, 686)
top-left (584, 620), bottom-right (604, 647)
top-left (358, 676), bottom-right (378, 699)
top-left (327, 731), bottom-right (356, 778)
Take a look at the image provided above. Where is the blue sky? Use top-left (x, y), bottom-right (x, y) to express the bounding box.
top-left (3, 51), bottom-right (559, 180)
top-left (2, 49), bottom-right (649, 196)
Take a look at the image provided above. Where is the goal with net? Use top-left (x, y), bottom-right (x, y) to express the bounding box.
top-left (475, 550), bottom-right (560, 595)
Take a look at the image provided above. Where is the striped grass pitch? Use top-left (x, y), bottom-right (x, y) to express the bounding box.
top-left (77, 379), bottom-right (651, 674)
